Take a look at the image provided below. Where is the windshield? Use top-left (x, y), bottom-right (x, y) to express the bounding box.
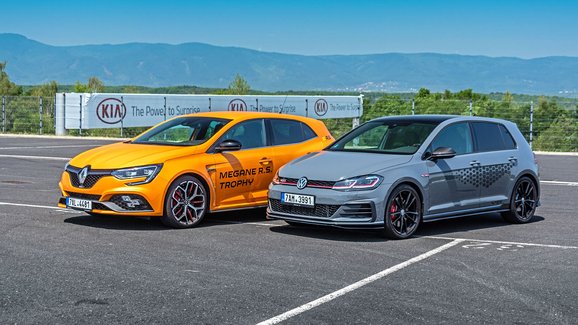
top-left (133, 117), bottom-right (230, 146)
top-left (327, 120), bottom-right (438, 154)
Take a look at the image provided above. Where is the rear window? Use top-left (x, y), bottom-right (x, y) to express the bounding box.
top-left (499, 124), bottom-right (517, 150)
top-left (270, 119), bottom-right (316, 145)
top-left (472, 122), bottom-right (513, 152)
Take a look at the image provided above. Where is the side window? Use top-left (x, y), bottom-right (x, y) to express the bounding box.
top-left (472, 122), bottom-right (507, 152)
top-left (270, 119), bottom-right (316, 145)
top-left (430, 122), bottom-right (473, 155)
top-left (221, 119), bottom-right (266, 150)
top-left (499, 124), bottom-right (517, 150)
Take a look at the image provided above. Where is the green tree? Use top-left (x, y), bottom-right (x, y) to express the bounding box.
top-left (415, 88), bottom-right (431, 99)
top-left (0, 62), bottom-right (23, 95)
top-left (88, 76), bottom-right (105, 93)
top-left (227, 74), bottom-right (251, 95)
top-left (72, 81), bottom-right (88, 93)
top-left (30, 80), bottom-right (58, 97)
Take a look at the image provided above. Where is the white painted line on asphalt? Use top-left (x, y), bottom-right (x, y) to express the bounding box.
top-left (540, 180), bottom-right (578, 187)
top-left (0, 154), bottom-right (70, 161)
top-left (425, 236), bottom-right (578, 249)
top-left (213, 220), bottom-right (278, 227)
top-left (0, 201), bottom-right (78, 213)
top-left (257, 239), bottom-right (464, 325)
top-left (0, 144), bottom-right (99, 150)
top-left (0, 134), bottom-right (127, 141)
top-left (534, 151), bottom-right (578, 156)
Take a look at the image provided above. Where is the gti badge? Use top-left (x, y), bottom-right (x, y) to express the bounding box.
top-left (296, 177), bottom-right (308, 190)
top-left (78, 166), bottom-right (90, 186)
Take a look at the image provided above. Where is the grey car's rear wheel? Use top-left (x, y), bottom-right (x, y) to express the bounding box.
top-left (383, 185), bottom-right (422, 239)
top-left (161, 175), bottom-right (207, 228)
top-left (502, 176), bottom-right (537, 223)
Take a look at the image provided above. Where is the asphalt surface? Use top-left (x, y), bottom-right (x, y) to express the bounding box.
top-left (1, 135), bottom-right (577, 324)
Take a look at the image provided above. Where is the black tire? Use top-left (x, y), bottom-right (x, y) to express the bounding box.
top-left (161, 175), bottom-right (208, 229)
top-left (502, 176), bottom-right (538, 224)
top-left (383, 185), bottom-right (422, 239)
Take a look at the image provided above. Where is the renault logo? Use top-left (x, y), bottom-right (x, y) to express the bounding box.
top-left (78, 166), bottom-right (90, 186)
top-left (296, 177), bottom-right (308, 190)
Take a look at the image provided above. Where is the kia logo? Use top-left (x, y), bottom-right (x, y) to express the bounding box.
top-left (97, 98), bottom-right (127, 124)
top-left (314, 99), bottom-right (328, 116)
top-left (296, 177), bottom-right (308, 190)
top-left (228, 99), bottom-right (247, 111)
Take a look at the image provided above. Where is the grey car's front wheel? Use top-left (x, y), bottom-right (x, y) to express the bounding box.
top-left (502, 176), bottom-right (537, 224)
top-left (161, 175), bottom-right (207, 229)
top-left (383, 185), bottom-right (422, 239)
top-left (384, 185), bottom-right (422, 239)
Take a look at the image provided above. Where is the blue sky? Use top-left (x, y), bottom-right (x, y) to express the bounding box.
top-left (1, 0), bottom-right (576, 58)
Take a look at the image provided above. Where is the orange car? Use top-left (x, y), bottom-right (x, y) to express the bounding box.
top-left (58, 112), bottom-right (333, 228)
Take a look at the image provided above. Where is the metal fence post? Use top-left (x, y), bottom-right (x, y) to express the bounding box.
top-left (79, 95), bottom-right (83, 136)
top-left (469, 100), bottom-right (473, 116)
top-left (2, 96), bottom-right (5, 133)
top-left (120, 96), bottom-right (124, 137)
top-left (305, 99), bottom-right (308, 117)
top-left (39, 97), bottom-right (43, 134)
top-left (411, 100), bottom-right (415, 115)
top-left (529, 101), bottom-right (534, 149)
top-left (164, 96), bottom-right (167, 121)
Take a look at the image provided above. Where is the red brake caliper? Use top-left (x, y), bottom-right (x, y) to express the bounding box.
top-left (390, 202), bottom-right (397, 220)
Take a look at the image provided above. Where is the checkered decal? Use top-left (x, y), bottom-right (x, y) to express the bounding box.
top-left (452, 163), bottom-right (512, 188)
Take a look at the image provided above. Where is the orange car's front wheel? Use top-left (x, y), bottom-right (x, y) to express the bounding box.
top-left (161, 175), bottom-right (207, 228)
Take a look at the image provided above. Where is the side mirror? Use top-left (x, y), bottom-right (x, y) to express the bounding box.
top-left (215, 139), bottom-right (242, 152)
top-left (426, 147), bottom-right (456, 160)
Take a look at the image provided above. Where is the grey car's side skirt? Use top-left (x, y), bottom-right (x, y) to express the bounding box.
top-left (423, 207), bottom-right (510, 222)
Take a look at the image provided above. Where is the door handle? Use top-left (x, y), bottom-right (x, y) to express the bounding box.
top-left (469, 160), bottom-right (481, 167)
top-left (508, 157), bottom-right (518, 162)
top-left (259, 158), bottom-right (272, 165)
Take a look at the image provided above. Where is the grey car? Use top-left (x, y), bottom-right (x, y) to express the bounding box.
top-left (267, 115), bottom-right (540, 239)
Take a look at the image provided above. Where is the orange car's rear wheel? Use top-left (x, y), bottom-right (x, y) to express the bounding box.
top-left (162, 175), bottom-right (207, 228)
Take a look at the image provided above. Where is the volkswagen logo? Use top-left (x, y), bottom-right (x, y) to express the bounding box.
top-left (296, 177), bottom-right (308, 190)
top-left (78, 166), bottom-right (90, 186)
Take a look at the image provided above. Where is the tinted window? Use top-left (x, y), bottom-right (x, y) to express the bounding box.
top-left (221, 119), bottom-right (266, 150)
top-left (328, 121), bottom-right (437, 154)
top-left (430, 122), bottom-right (473, 155)
top-left (499, 124), bottom-right (517, 150)
top-left (270, 119), bottom-right (316, 145)
top-left (472, 122), bottom-right (508, 152)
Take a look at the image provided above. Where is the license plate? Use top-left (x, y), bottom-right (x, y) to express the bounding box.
top-left (66, 197), bottom-right (92, 211)
top-left (281, 192), bottom-right (315, 207)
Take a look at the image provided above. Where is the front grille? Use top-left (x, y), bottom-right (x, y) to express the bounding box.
top-left (66, 165), bottom-right (112, 189)
top-left (66, 192), bottom-right (101, 201)
top-left (110, 194), bottom-right (152, 211)
top-left (68, 172), bottom-right (107, 188)
top-left (270, 199), bottom-right (339, 218)
top-left (92, 202), bottom-right (111, 211)
top-left (280, 177), bottom-right (336, 189)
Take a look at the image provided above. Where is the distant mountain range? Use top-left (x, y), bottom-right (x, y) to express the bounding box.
top-left (1, 33), bottom-right (578, 95)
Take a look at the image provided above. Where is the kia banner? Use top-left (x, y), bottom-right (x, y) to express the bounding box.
top-left (56, 93), bottom-right (363, 130)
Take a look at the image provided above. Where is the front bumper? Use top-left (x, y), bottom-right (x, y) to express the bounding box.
top-left (58, 169), bottom-right (166, 216)
top-left (267, 183), bottom-right (389, 229)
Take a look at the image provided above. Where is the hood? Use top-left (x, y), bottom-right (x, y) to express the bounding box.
top-left (68, 142), bottom-right (203, 169)
top-left (279, 150), bottom-right (412, 181)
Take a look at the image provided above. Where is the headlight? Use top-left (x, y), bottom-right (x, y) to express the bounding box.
top-left (333, 175), bottom-right (383, 191)
top-left (272, 171), bottom-right (280, 185)
top-left (111, 164), bottom-right (162, 185)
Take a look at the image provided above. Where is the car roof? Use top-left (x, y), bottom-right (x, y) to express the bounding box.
top-left (370, 114), bottom-right (458, 124)
top-left (183, 111), bottom-right (314, 122)
top-left (369, 114), bottom-right (513, 125)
